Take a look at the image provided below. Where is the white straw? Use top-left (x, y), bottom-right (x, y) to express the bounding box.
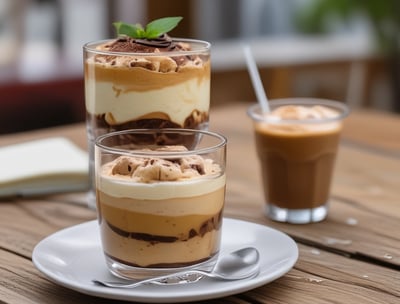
top-left (242, 44), bottom-right (270, 112)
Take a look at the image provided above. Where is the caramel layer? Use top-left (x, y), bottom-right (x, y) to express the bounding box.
top-left (85, 61), bottom-right (210, 92)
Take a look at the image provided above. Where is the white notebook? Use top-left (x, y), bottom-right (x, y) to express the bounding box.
top-left (0, 137), bottom-right (89, 198)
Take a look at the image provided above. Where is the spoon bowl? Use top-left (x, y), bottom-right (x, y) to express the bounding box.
top-left (93, 247), bottom-right (260, 288)
top-left (209, 247), bottom-right (260, 280)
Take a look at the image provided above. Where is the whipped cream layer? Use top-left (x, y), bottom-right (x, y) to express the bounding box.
top-left (85, 72), bottom-right (210, 126)
top-left (99, 174), bottom-right (225, 199)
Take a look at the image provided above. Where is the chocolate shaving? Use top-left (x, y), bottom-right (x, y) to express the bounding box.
top-left (107, 34), bottom-right (184, 53)
top-left (135, 34), bottom-right (173, 48)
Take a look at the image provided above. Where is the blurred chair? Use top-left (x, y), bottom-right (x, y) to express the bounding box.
top-left (210, 35), bottom-right (380, 108)
top-left (0, 78), bottom-right (85, 134)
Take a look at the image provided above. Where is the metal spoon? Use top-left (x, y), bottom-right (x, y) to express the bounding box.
top-left (93, 247), bottom-right (260, 288)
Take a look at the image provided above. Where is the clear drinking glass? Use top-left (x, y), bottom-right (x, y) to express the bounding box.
top-left (84, 38), bottom-right (211, 208)
top-left (248, 98), bottom-right (349, 224)
top-left (95, 129), bottom-right (226, 279)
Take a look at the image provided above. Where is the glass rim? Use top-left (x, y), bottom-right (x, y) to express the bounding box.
top-left (247, 98), bottom-right (350, 124)
top-left (83, 38), bottom-right (211, 57)
top-left (95, 128), bottom-right (227, 157)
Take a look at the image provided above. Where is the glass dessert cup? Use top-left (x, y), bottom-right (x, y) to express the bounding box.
top-left (95, 129), bottom-right (226, 279)
top-left (248, 98), bottom-right (349, 224)
top-left (84, 38), bottom-right (211, 209)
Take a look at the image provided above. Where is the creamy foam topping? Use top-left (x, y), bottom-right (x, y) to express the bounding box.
top-left (270, 105), bottom-right (339, 120)
top-left (98, 146), bottom-right (225, 199)
top-left (257, 105), bottom-right (342, 134)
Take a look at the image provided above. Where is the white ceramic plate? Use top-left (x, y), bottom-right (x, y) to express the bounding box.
top-left (32, 218), bottom-right (298, 303)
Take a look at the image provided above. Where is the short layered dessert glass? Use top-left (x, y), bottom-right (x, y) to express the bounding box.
top-left (95, 129), bottom-right (226, 279)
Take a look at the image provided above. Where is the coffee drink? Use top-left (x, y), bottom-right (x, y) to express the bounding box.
top-left (248, 99), bottom-right (349, 223)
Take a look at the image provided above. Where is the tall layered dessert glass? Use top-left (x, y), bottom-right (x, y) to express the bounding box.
top-left (84, 37), bottom-right (211, 208)
top-left (248, 98), bottom-right (349, 224)
top-left (95, 129), bottom-right (226, 279)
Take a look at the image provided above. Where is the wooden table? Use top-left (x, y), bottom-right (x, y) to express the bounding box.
top-left (1, 103), bottom-right (399, 303)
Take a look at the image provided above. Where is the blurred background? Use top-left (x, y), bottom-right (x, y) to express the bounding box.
top-left (0, 0), bottom-right (398, 134)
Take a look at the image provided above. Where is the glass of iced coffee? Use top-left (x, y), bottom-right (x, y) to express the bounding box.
top-left (248, 98), bottom-right (349, 224)
top-left (84, 18), bottom-right (211, 208)
top-left (95, 129), bottom-right (226, 279)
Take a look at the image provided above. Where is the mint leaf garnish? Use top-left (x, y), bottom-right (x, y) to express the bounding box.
top-left (113, 17), bottom-right (183, 39)
top-left (113, 22), bottom-right (145, 38)
top-left (145, 17), bottom-right (183, 39)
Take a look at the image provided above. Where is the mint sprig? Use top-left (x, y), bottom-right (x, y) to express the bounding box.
top-left (113, 17), bottom-right (183, 39)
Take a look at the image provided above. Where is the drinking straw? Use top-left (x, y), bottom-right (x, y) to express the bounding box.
top-left (242, 44), bottom-right (270, 113)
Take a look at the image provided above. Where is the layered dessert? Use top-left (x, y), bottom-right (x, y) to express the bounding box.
top-left (96, 146), bottom-right (226, 268)
top-left (253, 105), bottom-right (343, 210)
top-left (84, 18), bottom-right (211, 209)
top-left (85, 36), bottom-right (210, 138)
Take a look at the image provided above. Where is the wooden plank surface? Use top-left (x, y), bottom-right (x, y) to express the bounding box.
top-left (1, 200), bottom-right (399, 303)
top-left (0, 103), bottom-right (399, 303)
top-left (341, 109), bottom-right (400, 151)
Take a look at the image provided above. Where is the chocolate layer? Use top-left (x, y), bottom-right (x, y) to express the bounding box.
top-left (87, 110), bottom-right (208, 147)
top-left (104, 251), bottom-right (215, 268)
top-left (88, 109), bottom-right (208, 130)
top-left (105, 35), bottom-right (186, 53)
top-left (97, 35), bottom-right (200, 68)
top-left (105, 209), bottom-right (222, 244)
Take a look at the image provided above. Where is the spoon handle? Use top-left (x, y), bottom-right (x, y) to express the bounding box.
top-left (93, 271), bottom-right (205, 288)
